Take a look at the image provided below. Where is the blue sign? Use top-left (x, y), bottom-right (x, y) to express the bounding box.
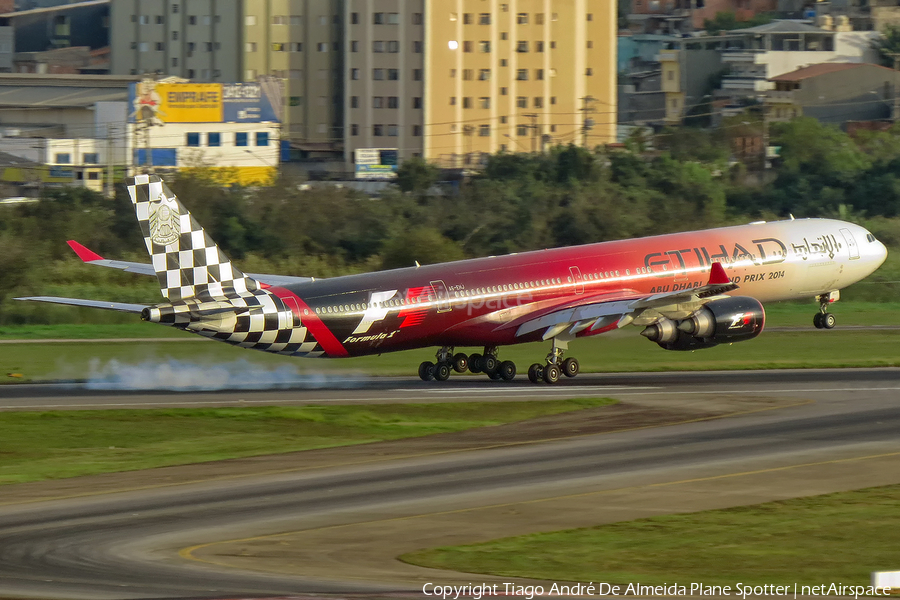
top-left (222, 83), bottom-right (280, 123)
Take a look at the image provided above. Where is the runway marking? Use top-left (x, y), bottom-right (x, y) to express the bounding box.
top-left (178, 448), bottom-right (900, 574)
top-left (0, 400), bottom-right (812, 508)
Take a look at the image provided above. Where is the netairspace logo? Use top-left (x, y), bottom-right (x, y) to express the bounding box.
top-left (421, 582), bottom-right (895, 599)
top-left (83, 358), bottom-right (366, 391)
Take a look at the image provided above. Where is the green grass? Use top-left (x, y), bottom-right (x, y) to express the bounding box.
top-left (0, 399), bottom-right (615, 485)
top-left (401, 484), bottom-right (900, 586)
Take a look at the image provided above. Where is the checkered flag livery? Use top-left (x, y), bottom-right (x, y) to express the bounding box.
top-left (127, 174), bottom-right (260, 302)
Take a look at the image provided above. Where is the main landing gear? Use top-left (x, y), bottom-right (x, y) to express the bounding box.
top-left (418, 346), bottom-right (517, 382)
top-left (527, 336), bottom-right (579, 385)
top-left (813, 291), bottom-right (839, 330)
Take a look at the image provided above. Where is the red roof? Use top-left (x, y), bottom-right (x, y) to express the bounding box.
top-left (770, 62), bottom-right (894, 82)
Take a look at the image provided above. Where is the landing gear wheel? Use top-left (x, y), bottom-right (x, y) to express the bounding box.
top-left (434, 362), bottom-right (452, 381)
top-left (488, 370), bottom-right (503, 380)
top-left (498, 360), bottom-right (516, 381)
top-left (543, 363), bottom-right (561, 384)
top-left (528, 363), bottom-right (544, 384)
top-left (813, 313), bottom-right (824, 329)
top-left (482, 355), bottom-right (498, 375)
top-left (562, 357), bottom-right (580, 378)
top-left (452, 353), bottom-right (469, 373)
top-left (418, 361), bottom-right (435, 381)
top-left (822, 313), bottom-right (836, 329)
top-left (469, 353), bottom-right (483, 374)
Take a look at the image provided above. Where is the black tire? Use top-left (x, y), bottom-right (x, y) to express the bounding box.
top-left (482, 355), bottom-right (498, 374)
top-left (543, 363), bottom-right (561, 384)
top-left (452, 353), bottom-right (469, 373)
top-left (813, 313), bottom-right (824, 329)
top-left (499, 360), bottom-right (516, 381)
top-left (418, 361), bottom-right (435, 381)
top-left (527, 363), bottom-right (543, 384)
top-left (823, 313), bottom-right (836, 329)
top-left (488, 370), bottom-right (503, 380)
top-left (469, 353), bottom-right (483, 373)
top-left (562, 357), bottom-right (580, 378)
top-left (434, 362), bottom-right (452, 381)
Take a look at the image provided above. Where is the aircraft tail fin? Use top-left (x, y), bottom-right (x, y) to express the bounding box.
top-left (126, 174), bottom-right (260, 301)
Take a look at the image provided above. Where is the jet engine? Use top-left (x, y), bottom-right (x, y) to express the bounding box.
top-left (641, 296), bottom-right (765, 351)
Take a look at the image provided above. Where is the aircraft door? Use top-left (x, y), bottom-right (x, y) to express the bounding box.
top-left (569, 266), bottom-right (584, 295)
top-left (840, 228), bottom-right (860, 260)
top-left (430, 280), bottom-right (452, 312)
top-left (282, 295), bottom-right (302, 327)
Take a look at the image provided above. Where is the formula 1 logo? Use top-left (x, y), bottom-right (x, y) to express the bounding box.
top-left (729, 312), bottom-right (752, 329)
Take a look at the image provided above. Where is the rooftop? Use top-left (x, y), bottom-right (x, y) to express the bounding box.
top-left (730, 20), bottom-right (828, 34)
top-left (0, 0), bottom-right (109, 19)
top-left (770, 62), bottom-right (893, 81)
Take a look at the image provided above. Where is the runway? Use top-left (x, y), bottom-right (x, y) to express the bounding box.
top-left (0, 369), bottom-right (899, 599)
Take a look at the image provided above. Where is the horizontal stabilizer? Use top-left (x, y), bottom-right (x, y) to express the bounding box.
top-left (14, 296), bottom-right (148, 313)
top-left (67, 240), bottom-right (316, 286)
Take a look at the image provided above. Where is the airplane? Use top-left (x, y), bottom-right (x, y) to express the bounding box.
top-left (17, 174), bottom-right (888, 384)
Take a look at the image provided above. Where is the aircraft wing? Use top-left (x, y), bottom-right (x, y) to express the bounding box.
top-left (66, 241), bottom-right (316, 286)
top-left (14, 296), bottom-right (148, 313)
top-left (511, 262), bottom-right (738, 339)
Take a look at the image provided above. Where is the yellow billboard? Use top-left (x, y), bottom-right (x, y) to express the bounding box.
top-left (131, 81), bottom-right (223, 124)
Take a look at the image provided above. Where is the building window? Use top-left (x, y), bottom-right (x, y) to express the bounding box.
top-left (388, 96), bottom-right (399, 108)
top-left (450, 97), bottom-right (456, 105)
top-left (290, 15), bottom-right (302, 25)
top-left (351, 68), bottom-right (360, 79)
top-left (413, 125), bottom-right (422, 136)
top-left (272, 43), bottom-right (285, 51)
top-left (587, 13), bottom-right (594, 20)
top-left (517, 125), bottom-right (529, 136)
top-left (387, 12), bottom-right (399, 24)
top-left (350, 40), bottom-right (358, 52)
top-left (187, 69), bottom-right (195, 77)
top-left (479, 13), bottom-right (491, 24)
top-left (462, 97), bottom-right (472, 108)
top-left (155, 15), bottom-right (165, 24)
top-left (463, 69), bottom-right (473, 80)
top-left (350, 96), bottom-right (359, 108)
top-left (463, 13), bottom-right (473, 24)
top-left (516, 69), bottom-right (528, 80)
top-left (388, 124), bottom-right (399, 136)
top-left (156, 42), bottom-right (165, 51)
top-left (500, 87), bottom-right (507, 95)
top-left (172, 3), bottom-right (179, 13)
top-left (291, 42), bottom-right (302, 52)
top-left (536, 13), bottom-right (545, 24)
top-left (172, 30), bottom-right (179, 40)
top-left (388, 40), bottom-right (399, 52)
top-left (479, 97), bottom-right (490, 108)
top-left (207, 132), bottom-right (221, 147)
top-left (413, 97), bottom-right (422, 109)
top-left (245, 15), bottom-right (256, 25)
top-left (517, 12), bottom-right (528, 24)
top-left (373, 40), bottom-right (384, 52)
top-left (536, 69), bottom-right (544, 80)
top-left (450, 69), bottom-right (456, 77)
top-left (186, 133), bottom-right (200, 147)
top-left (373, 69), bottom-right (384, 80)
top-left (289, 69), bottom-right (302, 79)
top-left (235, 132), bottom-right (248, 146)
top-left (256, 132), bottom-right (269, 146)
top-left (373, 12), bottom-right (384, 24)
top-left (517, 96), bottom-right (527, 108)
top-left (551, 41), bottom-right (556, 49)
top-left (500, 58), bottom-right (507, 67)
top-left (139, 15), bottom-right (149, 24)
top-left (479, 69), bottom-right (490, 80)
top-left (516, 41), bottom-right (528, 52)
top-left (317, 42), bottom-right (327, 52)
top-left (188, 15), bottom-right (196, 25)
top-left (272, 15), bottom-right (286, 25)
top-left (536, 41), bottom-right (544, 52)
top-left (500, 116), bottom-right (507, 123)
top-left (586, 68), bottom-right (593, 76)
top-left (351, 124), bottom-right (359, 136)
top-left (351, 12), bottom-right (358, 24)
top-left (413, 13), bottom-right (423, 24)
top-left (388, 69), bottom-right (399, 80)
top-left (479, 124), bottom-right (490, 136)
top-left (587, 40), bottom-right (593, 49)
top-left (139, 42), bottom-right (149, 52)
top-left (479, 40), bottom-right (491, 52)
top-left (373, 124), bottom-right (383, 136)
top-left (534, 97), bottom-right (543, 108)
top-left (413, 40), bottom-right (423, 52)
top-left (551, 96), bottom-right (557, 104)
top-left (172, 57), bottom-right (178, 67)
top-left (83, 153), bottom-right (99, 164)
top-left (55, 153), bottom-right (71, 164)
top-left (373, 96), bottom-right (384, 108)
top-left (463, 41), bottom-right (473, 52)
top-left (412, 69), bottom-right (422, 80)
top-left (501, 31), bottom-right (508, 40)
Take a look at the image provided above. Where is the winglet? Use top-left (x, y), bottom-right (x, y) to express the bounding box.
top-left (67, 240), bottom-right (104, 262)
top-left (707, 261), bottom-right (730, 286)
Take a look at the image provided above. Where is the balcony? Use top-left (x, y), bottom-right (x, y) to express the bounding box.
top-left (655, 50), bottom-right (679, 62)
top-left (765, 90), bottom-right (796, 104)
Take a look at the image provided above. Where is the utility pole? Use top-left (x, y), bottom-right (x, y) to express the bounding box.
top-left (106, 123), bottom-right (114, 198)
top-left (580, 95), bottom-right (596, 147)
top-left (524, 113), bottom-right (538, 153)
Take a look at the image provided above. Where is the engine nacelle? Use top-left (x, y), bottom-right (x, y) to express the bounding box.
top-left (647, 296), bottom-right (765, 351)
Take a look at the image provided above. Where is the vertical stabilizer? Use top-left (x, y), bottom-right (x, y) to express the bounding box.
top-left (126, 174), bottom-right (260, 301)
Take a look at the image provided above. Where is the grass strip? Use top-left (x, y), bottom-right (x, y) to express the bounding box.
top-left (401, 484), bottom-right (900, 586)
top-left (1, 328), bottom-right (899, 383)
top-left (0, 399), bottom-right (615, 485)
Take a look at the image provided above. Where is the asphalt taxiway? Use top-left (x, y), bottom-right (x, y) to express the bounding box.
top-left (0, 369), bottom-right (898, 599)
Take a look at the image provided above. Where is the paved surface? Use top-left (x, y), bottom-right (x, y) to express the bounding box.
top-left (0, 370), bottom-right (898, 599)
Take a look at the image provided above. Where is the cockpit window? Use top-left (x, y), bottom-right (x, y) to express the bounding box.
top-left (867, 233), bottom-right (877, 243)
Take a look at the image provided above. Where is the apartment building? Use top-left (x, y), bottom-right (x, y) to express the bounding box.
top-left (242, 0), bottom-right (343, 147)
top-left (345, 0), bottom-right (615, 168)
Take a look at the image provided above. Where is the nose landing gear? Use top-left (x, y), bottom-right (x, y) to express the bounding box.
top-left (813, 291), bottom-right (839, 329)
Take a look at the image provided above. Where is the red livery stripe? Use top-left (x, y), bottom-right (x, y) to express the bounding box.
top-left (268, 287), bottom-right (349, 357)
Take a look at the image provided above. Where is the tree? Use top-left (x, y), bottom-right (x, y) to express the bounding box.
top-left (381, 227), bottom-right (465, 270)
top-left (873, 24), bottom-right (900, 68)
top-left (395, 157), bottom-right (440, 195)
